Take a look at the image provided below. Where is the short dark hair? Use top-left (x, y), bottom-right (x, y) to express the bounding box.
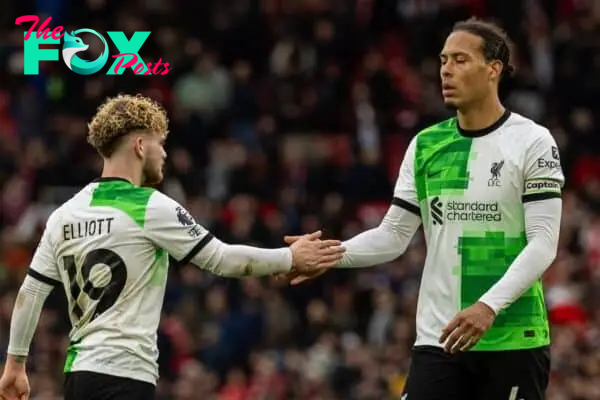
top-left (452, 18), bottom-right (515, 79)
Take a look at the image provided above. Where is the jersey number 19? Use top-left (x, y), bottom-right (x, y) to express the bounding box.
top-left (63, 249), bottom-right (128, 324)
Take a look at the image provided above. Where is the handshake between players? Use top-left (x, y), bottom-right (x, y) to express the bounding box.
top-left (280, 230), bottom-right (345, 279)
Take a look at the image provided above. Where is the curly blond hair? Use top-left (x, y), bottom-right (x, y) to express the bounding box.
top-left (87, 94), bottom-right (169, 157)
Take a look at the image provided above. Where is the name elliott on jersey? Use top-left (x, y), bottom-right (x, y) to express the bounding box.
top-left (63, 217), bottom-right (115, 241)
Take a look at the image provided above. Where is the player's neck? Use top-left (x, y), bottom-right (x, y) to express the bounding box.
top-left (101, 158), bottom-right (143, 186)
top-left (457, 97), bottom-right (505, 132)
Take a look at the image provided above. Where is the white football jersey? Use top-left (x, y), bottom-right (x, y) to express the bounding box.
top-left (393, 111), bottom-right (564, 351)
top-left (28, 178), bottom-right (213, 384)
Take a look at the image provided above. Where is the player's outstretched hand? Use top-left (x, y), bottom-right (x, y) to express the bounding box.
top-left (287, 231), bottom-right (344, 279)
top-left (439, 301), bottom-right (496, 354)
top-left (277, 266), bottom-right (329, 286)
top-left (0, 369), bottom-right (30, 400)
top-left (278, 232), bottom-right (340, 285)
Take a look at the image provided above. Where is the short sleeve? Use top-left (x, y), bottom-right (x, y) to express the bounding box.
top-left (28, 212), bottom-right (62, 287)
top-left (391, 137), bottom-right (420, 216)
top-left (522, 128), bottom-right (565, 203)
top-left (144, 192), bottom-right (215, 266)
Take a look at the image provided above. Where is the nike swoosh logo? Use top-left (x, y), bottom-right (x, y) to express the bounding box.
top-left (427, 170), bottom-right (443, 178)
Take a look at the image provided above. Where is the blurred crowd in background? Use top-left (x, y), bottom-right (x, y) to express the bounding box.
top-left (1, 0), bottom-right (600, 399)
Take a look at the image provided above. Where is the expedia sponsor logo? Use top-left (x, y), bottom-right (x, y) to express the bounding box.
top-left (524, 180), bottom-right (561, 195)
top-left (537, 158), bottom-right (561, 170)
top-left (430, 197), bottom-right (502, 224)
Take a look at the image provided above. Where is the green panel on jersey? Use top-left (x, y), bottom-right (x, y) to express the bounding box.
top-left (412, 115), bottom-right (552, 352)
top-left (90, 181), bottom-right (154, 228)
top-left (414, 118), bottom-right (474, 202)
top-left (458, 231), bottom-right (550, 350)
top-left (63, 340), bottom-right (81, 373)
top-left (150, 248), bottom-right (169, 284)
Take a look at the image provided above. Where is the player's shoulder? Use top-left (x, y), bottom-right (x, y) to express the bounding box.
top-left (44, 204), bottom-right (65, 231)
top-left (44, 183), bottom-right (96, 228)
top-left (404, 117), bottom-right (458, 157)
top-left (414, 117), bottom-right (458, 141)
top-left (146, 189), bottom-right (179, 210)
top-left (501, 112), bottom-right (559, 163)
top-left (504, 112), bottom-right (552, 142)
top-left (145, 190), bottom-right (196, 226)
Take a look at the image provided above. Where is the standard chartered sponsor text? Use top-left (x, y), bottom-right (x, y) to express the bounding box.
top-left (445, 200), bottom-right (502, 222)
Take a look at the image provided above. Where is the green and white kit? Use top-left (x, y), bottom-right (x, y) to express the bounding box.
top-left (19, 178), bottom-right (292, 384)
top-left (393, 111), bottom-right (563, 351)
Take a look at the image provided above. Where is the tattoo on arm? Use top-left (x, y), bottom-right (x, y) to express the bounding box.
top-left (11, 355), bottom-right (27, 364)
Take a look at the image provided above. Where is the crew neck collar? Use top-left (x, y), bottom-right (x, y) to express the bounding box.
top-left (457, 109), bottom-right (511, 138)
